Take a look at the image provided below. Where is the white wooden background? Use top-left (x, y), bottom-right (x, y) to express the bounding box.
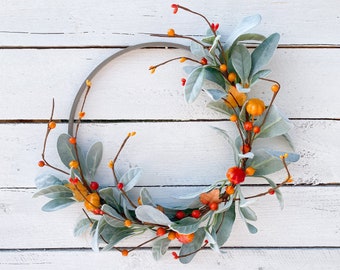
top-left (1, 0), bottom-right (340, 269)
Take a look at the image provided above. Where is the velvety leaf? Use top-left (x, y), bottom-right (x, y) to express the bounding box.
top-left (184, 67), bottom-right (205, 103)
top-left (240, 206), bottom-right (257, 221)
top-left (250, 69), bottom-right (271, 84)
top-left (255, 105), bottom-right (293, 138)
top-left (216, 194), bottom-right (235, 214)
top-left (91, 217), bottom-right (106, 252)
top-left (86, 141), bottom-right (103, 179)
top-left (245, 222), bottom-right (258, 234)
top-left (236, 83), bottom-right (251, 93)
top-left (204, 66), bottom-right (227, 89)
top-left (120, 167), bottom-right (142, 192)
top-left (74, 218), bottom-right (93, 237)
top-left (231, 44), bottom-right (251, 84)
top-left (211, 126), bottom-right (239, 165)
top-left (139, 187), bottom-right (156, 206)
top-left (214, 203), bottom-right (236, 246)
top-left (265, 149), bottom-right (300, 163)
top-left (35, 174), bottom-right (63, 189)
top-left (261, 176), bottom-right (284, 209)
top-left (41, 198), bottom-right (75, 212)
top-left (250, 33), bottom-right (280, 77)
top-left (179, 227), bottom-right (206, 264)
top-left (33, 185), bottom-right (73, 198)
top-left (173, 186), bottom-right (214, 200)
top-left (209, 35), bottom-right (221, 55)
top-left (102, 204), bottom-right (124, 227)
top-left (206, 100), bottom-right (235, 117)
top-left (57, 133), bottom-right (77, 168)
top-left (99, 187), bottom-right (121, 211)
top-left (201, 35), bottom-right (216, 44)
top-left (204, 89), bottom-right (226, 101)
top-left (250, 148), bottom-right (286, 175)
top-left (204, 227), bottom-right (221, 253)
top-left (170, 217), bottom-right (201, 234)
top-left (102, 227), bottom-right (135, 251)
top-left (152, 238), bottom-right (171, 261)
top-left (135, 205), bottom-right (172, 226)
top-left (224, 14), bottom-right (262, 49)
top-left (190, 41), bottom-right (206, 58)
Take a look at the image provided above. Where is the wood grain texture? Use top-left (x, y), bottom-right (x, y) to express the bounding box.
top-left (1, 120), bottom-right (339, 187)
top-left (1, 186), bottom-right (339, 249)
top-left (0, 48), bottom-right (339, 120)
top-left (0, 248), bottom-right (339, 270)
top-left (1, 0), bottom-right (340, 46)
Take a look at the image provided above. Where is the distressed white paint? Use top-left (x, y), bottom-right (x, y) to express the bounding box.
top-left (1, 0), bottom-right (339, 269)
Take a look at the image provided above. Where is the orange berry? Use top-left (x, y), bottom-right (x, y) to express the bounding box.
top-left (124, 219), bottom-right (132, 227)
top-left (219, 64), bottom-right (227, 72)
top-left (268, 188), bottom-right (275, 195)
top-left (246, 98), bottom-right (265, 117)
top-left (38, 160), bottom-right (45, 167)
top-left (69, 160), bottom-right (79, 169)
top-left (227, 72), bottom-right (237, 83)
top-left (230, 114), bottom-right (238, 122)
top-left (84, 193), bottom-right (101, 211)
top-left (121, 249), bottom-right (129, 256)
top-left (85, 80), bottom-right (92, 87)
top-left (48, 121), bottom-right (56, 129)
top-left (176, 232), bottom-right (195, 244)
top-left (168, 231), bottom-right (176, 240)
top-left (271, 84), bottom-right (279, 93)
top-left (137, 197), bottom-right (142, 205)
top-left (245, 167), bottom-right (256, 176)
top-left (244, 121), bottom-right (253, 131)
top-left (179, 57), bottom-right (187, 63)
top-left (253, 126), bottom-right (261, 134)
top-left (241, 144), bottom-right (251, 154)
top-left (226, 185), bottom-right (235, 195)
top-left (200, 57), bottom-right (208, 65)
top-left (69, 137), bottom-right (77, 144)
top-left (167, 28), bottom-right (175, 37)
top-left (108, 160), bottom-right (114, 168)
top-left (78, 111), bottom-right (85, 119)
top-left (226, 166), bottom-right (246, 185)
top-left (156, 227), bottom-right (166, 236)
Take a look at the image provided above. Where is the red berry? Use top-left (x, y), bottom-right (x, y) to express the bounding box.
top-left (172, 251), bottom-right (179, 259)
top-left (253, 126), bottom-right (261, 134)
top-left (200, 57), bottom-right (208, 65)
top-left (38, 160), bottom-right (45, 167)
top-left (117, 183), bottom-right (124, 190)
top-left (211, 23), bottom-right (219, 32)
top-left (268, 188), bottom-right (275, 195)
top-left (171, 4), bottom-right (179, 14)
top-left (156, 227), bottom-right (166, 236)
top-left (181, 78), bottom-right (186, 86)
top-left (69, 177), bottom-right (79, 184)
top-left (175, 210), bottom-right (186, 220)
top-left (209, 202), bottom-right (218, 211)
top-left (226, 167), bottom-right (246, 185)
top-left (241, 144), bottom-right (251, 154)
top-left (191, 209), bottom-right (201, 218)
top-left (92, 208), bottom-right (102, 215)
top-left (90, 181), bottom-right (99, 190)
top-left (244, 121), bottom-right (253, 131)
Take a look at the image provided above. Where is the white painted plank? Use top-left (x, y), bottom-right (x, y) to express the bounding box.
top-left (2, 120), bottom-right (339, 187)
top-left (1, 186), bottom-right (339, 249)
top-left (1, 0), bottom-right (340, 46)
top-left (0, 48), bottom-right (339, 120)
top-left (0, 248), bottom-right (339, 270)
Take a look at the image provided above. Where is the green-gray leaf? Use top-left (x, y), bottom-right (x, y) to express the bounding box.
top-left (33, 185), bottom-right (73, 198)
top-left (250, 33), bottom-right (280, 77)
top-left (184, 67), bottom-right (205, 103)
top-left (120, 167), bottom-right (142, 192)
top-left (102, 227), bottom-right (135, 251)
top-left (102, 204), bottom-right (124, 227)
top-left (41, 198), bottom-right (75, 212)
top-left (170, 217), bottom-right (201, 234)
top-left (152, 238), bottom-right (171, 261)
top-left (99, 187), bottom-right (121, 211)
top-left (35, 174), bottom-right (63, 189)
top-left (139, 187), bottom-right (156, 206)
top-left (231, 44), bottom-right (251, 84)
top-left (135, 205), bottom-right (172, 226)
top-left (74, 218), bottom-right (94, 237)
top-left (179, 227), bottom-right (206, 264)
top-left (86, 141), bottom-right (103, 179)
top-left (214, 203), bottom-right (235, 247)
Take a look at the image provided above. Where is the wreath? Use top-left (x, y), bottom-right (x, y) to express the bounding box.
top-left (34, 4), bottom-right (299, 264)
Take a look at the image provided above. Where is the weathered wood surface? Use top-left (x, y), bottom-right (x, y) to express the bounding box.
top-left (1, 0), bottom-right (339, 269)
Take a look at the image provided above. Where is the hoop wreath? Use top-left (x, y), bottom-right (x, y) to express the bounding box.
top-left (35, 5), bottom-right (299, 264)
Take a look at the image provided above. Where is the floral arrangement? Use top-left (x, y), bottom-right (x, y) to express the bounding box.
top-left (34, 4), bottom-right (299, 264)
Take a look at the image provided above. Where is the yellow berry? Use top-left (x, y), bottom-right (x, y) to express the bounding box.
top-left (137, 197), bottom-right (142, 205)
top-left (108, 160), bottom-right (114, 168)
top-left (230, 114), bottom-right (238, 122)
top-left (246, 98), bottom-right (265, 116)
top-left (48, 121), bottom-right (56, 129)
top-left (180, 57), bottom-right (187, 63)
top-left (227, 72), bottom-right (237, 83)
top-left (124, 219), bottom-right (132, 227)
top-left (85, 80), bottom-right (92, 87)
top-left (69, 160), bottom-right (79, 169)
top-left (245, 167), bottom-right (256, 176)
top-left (167, 28), bottom-right (175, 37)
top-left (219, 64), bottom-right (227, 72)
top-left (149, 67), bottom-right (156, 74)
top-left (271, 84), bottom-right (279, 93)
